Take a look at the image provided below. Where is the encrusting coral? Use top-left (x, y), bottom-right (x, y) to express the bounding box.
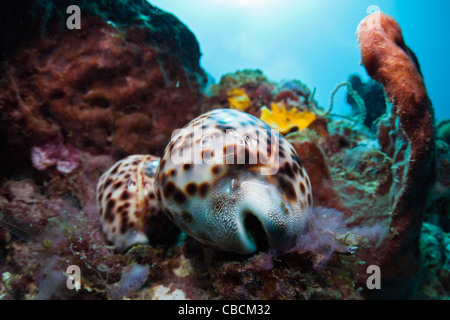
top-left (96, 155), bottom-right (164, 252)
top-left (0, 0), bottom-right (207, 172)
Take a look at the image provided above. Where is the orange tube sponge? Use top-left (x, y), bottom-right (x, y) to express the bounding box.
top-left (357, 13), bottom-right (436, 298)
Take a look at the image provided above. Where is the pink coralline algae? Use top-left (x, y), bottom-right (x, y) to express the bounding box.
top-left (31, 136), bottom-right (80, 174)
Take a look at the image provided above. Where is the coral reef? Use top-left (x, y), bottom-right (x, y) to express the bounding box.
top-left (425, 139), bottom-right (450, 231)
top-left (0, 2), bottom-right (446, 301)
top-left (0, 176), bottom-right (214, 300)
top-left (206, 69), bottom-right (321, 122)
top-left (0, 1), bottom-right (211, 300)
top-left (204, 249), bottom-right (363, 300)
top-left (31, 136), bottom-right (81, 174)
top-left (0, 0), bottom-right (207, 180)
top-left (226, 88), bottom-right (252, 111)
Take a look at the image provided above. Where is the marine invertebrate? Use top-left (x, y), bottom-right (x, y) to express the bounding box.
top-left (212, 69), bottom-right (268, 93)
top-left (109, 263), bottom-right (150, 299)
top-left (0, 212), bottom-right (46, 242)
top-left (154, 108), bottom-right (313, 254)
top-left (291, 140), bottom-right (344, 211)
top-left (208, 70), bottom-right (273, 119)
top-left (227, 88), bottom-right (251, 111)
top-left (96, 154), bottom-right (162, 252)
top-left (0, 0), bottom-right (207, 171)
top-left (356, 12), bottom-right (436, 297)
top-left (281, 80), bottom-right (311, 100)
top-left (260, 102), bottom-right (317, 135)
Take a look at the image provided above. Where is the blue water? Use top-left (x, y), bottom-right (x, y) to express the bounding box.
top-left (150, 0), bottom-right (450, 121)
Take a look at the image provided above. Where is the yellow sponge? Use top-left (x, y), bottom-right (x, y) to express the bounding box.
top-left (260, 101), bottom-right (316, 134)
top-left (227, 88), bottom-right (251, 111)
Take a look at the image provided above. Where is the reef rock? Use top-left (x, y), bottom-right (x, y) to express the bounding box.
top-left (0, 3), bottom-right (445, 301)
top-left (0, 0), bottom-right (207, 180)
